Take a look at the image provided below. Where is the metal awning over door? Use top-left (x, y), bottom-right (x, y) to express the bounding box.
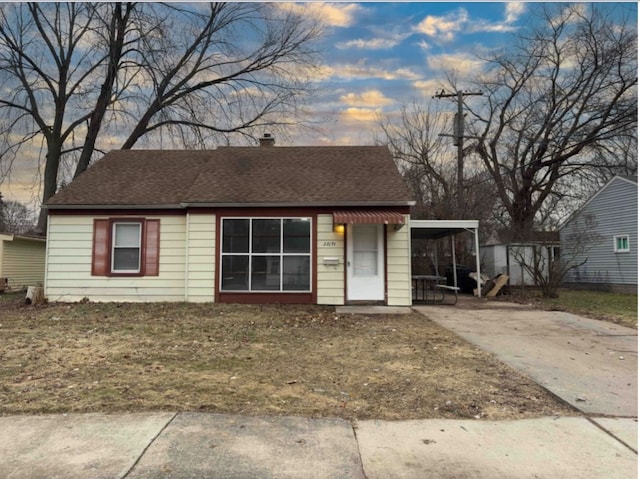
top-left (333, 210), bottom-right (406, 225)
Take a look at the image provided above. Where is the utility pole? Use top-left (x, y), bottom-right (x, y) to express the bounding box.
top-left (433, 89), bottom-right (483, 214)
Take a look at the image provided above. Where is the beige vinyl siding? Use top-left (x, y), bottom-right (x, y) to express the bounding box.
top-left (0, 235), bottom-right (46, 289)
top-left (45, 215), bottom-right (186, 302)
top-left (316, 214), bottom-right (345, 305)
top-left (186, 213), bottom-right (216, 302)
top-left (386, 216), bottom-right (412, 306)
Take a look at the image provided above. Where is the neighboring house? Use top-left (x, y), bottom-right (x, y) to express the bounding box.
top-left (0, 233), bottom-right (46, 290)
top-left (560, 175), bottom-right (638, 293)
top-left (480, 231), bottom-right (560, 286)
top-left (44, 140), bottom-right (416, 305)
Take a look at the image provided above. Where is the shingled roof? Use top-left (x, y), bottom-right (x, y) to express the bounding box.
top-left (47, 146), bottom-right (414, 208)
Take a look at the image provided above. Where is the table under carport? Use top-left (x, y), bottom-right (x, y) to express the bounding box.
top-left (410, 220), bottom-right (482, 303)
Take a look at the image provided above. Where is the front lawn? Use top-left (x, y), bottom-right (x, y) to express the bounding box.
top-left (0, 298), bottom-right (575, 421)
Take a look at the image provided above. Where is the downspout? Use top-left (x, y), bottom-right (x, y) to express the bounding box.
top-left (43, 215), bottom-right (51, 296)
top-left (474, 227), bottom-right (481, 297)
top-left (506, 244), bottom-right (513, 291)
top-left (407, 216), bottom-right (413, 305)
top-left (184, 211), bottom-right (190, 302)
top-left (451, 233), bottom-right (458, 291)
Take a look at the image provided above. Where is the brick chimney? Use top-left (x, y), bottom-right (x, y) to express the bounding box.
top-left (259, 133), bottom-right (275, 147)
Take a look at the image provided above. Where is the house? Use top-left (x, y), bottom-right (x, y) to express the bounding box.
top-left (480, 230), bottom-right (560, 287)
top-left (559, 175), bottom-right (637, 293)
top-left (44, 140), bottom-right (417, 305)
top-left (0, 232), bottom-right (46, 291)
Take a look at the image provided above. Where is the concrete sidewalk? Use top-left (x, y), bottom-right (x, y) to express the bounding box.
top-left (0, 412), bottom-right (637, 479)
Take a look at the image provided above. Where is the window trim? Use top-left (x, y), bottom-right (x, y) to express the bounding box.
top-left (613, 234), bottom-right (630, 253)
top-left (220, 217), bottom-right (313, 293)
top-left (111, 221), bottom-right (143, 274)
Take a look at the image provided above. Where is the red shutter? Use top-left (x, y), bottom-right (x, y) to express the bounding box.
top-left (92, 219), bottom-right (110, 276)
top-left (144, 219), bottom-right (160, 276)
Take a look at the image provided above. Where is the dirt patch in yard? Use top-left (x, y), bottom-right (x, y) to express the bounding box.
top-left (0, 296), bottom-right (577, 421)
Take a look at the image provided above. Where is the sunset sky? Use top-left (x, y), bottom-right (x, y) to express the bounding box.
top-left (1, 2), bottom-right (637, 207)
top-left (298, 1), bottom-right (532, 145)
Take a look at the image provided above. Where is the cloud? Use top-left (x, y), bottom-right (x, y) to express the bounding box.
top-left (412, 79), bottom-right (446, 97)
top-left (417, 40), bottom-right (431, 51)
top-left (284, 3), bottom-right (362, 28)
top-left (427, 53), bottom-right (484, 75)
top-left (414, 9), bottom-right (468, 41)
top-left (340, 90), bottom-right (394, 107)
top-left (335, 30), bottom-right (411, 51)
top-left (335, 37), bottom-right (400, 50)
top-left (414, 5), bottom-right (524, 40)
top-left (341, 107), bottom-right (381, 123)
top-left (467, 3), bottom-right (525, 34)
top-left (316, 62), bottom-right (421, 82)
top-left (505, 2), bottom-right (526, 23)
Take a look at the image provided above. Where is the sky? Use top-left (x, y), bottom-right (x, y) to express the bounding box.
top-left (1, 2), bottom-right (638, 208)
top-left (297, 1), bottom-right (531, 146)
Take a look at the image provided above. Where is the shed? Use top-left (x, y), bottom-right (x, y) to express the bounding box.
top-left (480, 231), bottom-right (560, 287)
top-left (0, 233), bottom-right (47, 291)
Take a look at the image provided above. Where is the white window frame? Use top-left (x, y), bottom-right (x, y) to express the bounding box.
top-left (220, 217), bottom-right (312, 292)
top-left (111, 222), bottom-right (142, 273)
top-left (613, 234), bottom-right (630, 253)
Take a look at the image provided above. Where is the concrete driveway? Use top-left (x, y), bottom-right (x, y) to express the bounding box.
top-left (414, 299), bottom-right (637, 451)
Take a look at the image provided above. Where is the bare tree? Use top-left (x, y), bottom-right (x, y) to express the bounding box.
top-left (467, 4), bottom-right (637, 240)
top-left (380, 99), bottom-right (495, 221)
top-left (2, 199), bottom-right (36, 235)
top-left (379, 100), bottom-right (497, 277)
top-left (0, 3), bottom-right (322, 230)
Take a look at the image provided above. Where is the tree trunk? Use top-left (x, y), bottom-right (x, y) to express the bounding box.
top-left (37, 146), bottom-right (61, 233)
top-left (74, 3), bottom-right (130, 179)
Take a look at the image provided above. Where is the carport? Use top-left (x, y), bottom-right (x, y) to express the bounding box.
top-left (410, 220), bottom-right (481, 299)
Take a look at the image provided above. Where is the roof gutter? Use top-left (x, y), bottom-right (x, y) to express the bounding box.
top-left (46, 204), bottom-right (184, 210)
top-left (0, 233), bottom-right (46, 242)
top-left (46, 200), bottom-right (416, 210)
top-left (180, 201), bottom-right (416, 208)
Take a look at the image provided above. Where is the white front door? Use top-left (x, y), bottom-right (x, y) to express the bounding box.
top-left (347, 224), bottom-right (384, 301)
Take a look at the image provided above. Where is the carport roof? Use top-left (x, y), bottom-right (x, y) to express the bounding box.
top-left (410, 220), bottom-right (479, 240)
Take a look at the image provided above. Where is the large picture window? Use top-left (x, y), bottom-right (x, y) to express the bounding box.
top-left (221, 218), bottom-right (311, 292)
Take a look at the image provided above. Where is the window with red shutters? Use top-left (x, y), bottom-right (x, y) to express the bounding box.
top-left (91, 218), bottom-right (160, 277)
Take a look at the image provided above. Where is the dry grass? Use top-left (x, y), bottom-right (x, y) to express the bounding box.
top-left (0, 295), bottom-right (576, 421)
top-left (500, 289), bottom-right (638, 329)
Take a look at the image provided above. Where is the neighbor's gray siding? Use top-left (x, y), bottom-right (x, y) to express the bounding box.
top-left (560, 177), bottom-right (637, 287)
